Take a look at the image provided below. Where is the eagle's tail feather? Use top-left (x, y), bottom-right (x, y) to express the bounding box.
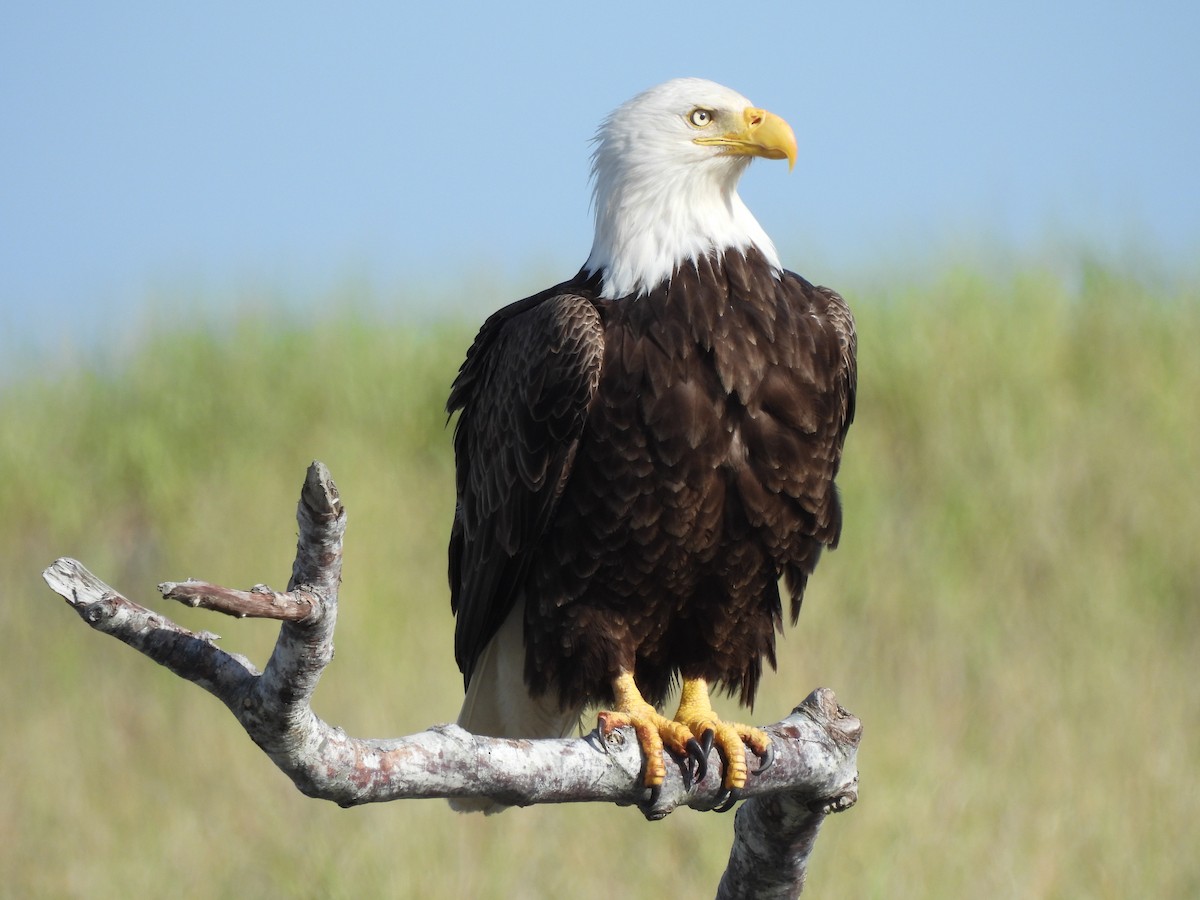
top-left (449, 599), bottom-right (582, 814)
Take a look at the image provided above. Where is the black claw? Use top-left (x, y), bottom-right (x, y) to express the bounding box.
top-left (645, 782), bottom-right (661, 808)
top-left (752, 741), bottom-right (776, 775)
top-left (700, 728), bottom-right (716, 761)
top-left (714, 787), bottom-right (741, 813)
top-left (684, 738), bottom-right (707, 784)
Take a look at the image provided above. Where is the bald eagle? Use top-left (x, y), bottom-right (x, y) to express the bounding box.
top-left (448, 78), bottom-right (856, 812)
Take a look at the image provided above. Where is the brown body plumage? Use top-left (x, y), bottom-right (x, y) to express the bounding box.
top-left (449, 246), bottom-right (856, 714)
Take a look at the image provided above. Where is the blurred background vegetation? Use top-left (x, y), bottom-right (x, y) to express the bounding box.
top-left (3, 258), bottom-right (1198, 898)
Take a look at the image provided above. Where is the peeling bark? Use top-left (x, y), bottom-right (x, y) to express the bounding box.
top-left (41, 461), bottom-right (860, 894)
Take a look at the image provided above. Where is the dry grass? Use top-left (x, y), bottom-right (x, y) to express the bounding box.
top-left (3, 261), bottom-right (1197, 897)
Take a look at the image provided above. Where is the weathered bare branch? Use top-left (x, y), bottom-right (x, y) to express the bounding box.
top-left (41, 461), bottom-right (859, 894)
top-left (159, 580), bottom-right (318, 621)
top-left (716, 687), bottom-right (861, 899)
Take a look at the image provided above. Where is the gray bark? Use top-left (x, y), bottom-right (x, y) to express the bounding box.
top-left (41, 461), bottom-right (860, 893)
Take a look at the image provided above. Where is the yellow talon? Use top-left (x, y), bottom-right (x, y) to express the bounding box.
top-left (598, 672), bottom-right (695, 790)
top-left (598, 672), bottom-right (774, 801)
top-left (674, 676), bottom-right (772, 793)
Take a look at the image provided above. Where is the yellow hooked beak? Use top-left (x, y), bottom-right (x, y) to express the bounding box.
top-left (694, 107), bottom-right (798, 171)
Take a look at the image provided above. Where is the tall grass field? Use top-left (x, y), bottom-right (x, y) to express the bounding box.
top-left (3, 260), bottom-right (1198, 897)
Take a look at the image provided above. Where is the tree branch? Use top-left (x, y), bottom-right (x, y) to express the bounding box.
top-left (159, 580), bottom-right (318, 622)
top-left (41, 461), bottom-right (860, 894)
top-left (716, 691), bottom-right (861, 899)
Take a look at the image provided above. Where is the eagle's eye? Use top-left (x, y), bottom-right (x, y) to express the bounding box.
top-left (688, 108), bottom-right (714, 128)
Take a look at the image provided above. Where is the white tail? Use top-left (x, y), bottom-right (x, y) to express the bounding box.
top-left (449, 599), bottom-right (583, 814)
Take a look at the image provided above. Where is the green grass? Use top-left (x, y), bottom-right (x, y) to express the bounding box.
top-left (3, 260), bottom-right (1198, 898)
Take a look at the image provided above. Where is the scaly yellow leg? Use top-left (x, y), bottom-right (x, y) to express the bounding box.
top-left (597, 671), bottom-right (699, 793)
top-left (597, 672), bottom-right (774, 809)
top-left (674, 676), bottom-right (773, 802)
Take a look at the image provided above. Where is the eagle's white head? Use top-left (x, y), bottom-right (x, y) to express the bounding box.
top-left (583, 77), bottom-right (798, 300)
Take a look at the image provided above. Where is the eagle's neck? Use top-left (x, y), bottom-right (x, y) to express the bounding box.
top-left (583, 156), bottom-right (782, 300)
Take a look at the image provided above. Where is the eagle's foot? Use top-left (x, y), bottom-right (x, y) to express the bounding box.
top-left (599, 672), bottom-right (708, 793)
top-left (600, 672), bottom-right (773, 806)
top-left (597, 705), bottom-right (702, 791)
top-left (674, 676), bottom-right (774, 801)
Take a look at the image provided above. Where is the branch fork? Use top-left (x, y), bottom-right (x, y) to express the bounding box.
top-left (42, 461), bottom-right (860, 897)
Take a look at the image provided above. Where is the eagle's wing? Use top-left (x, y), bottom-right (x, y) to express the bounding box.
top-left (814, 283), bottom-right (857, 477)
top-left (773, 278), bottom-right (857, 621)
top-left (447, 290), bottom-right (604, 686)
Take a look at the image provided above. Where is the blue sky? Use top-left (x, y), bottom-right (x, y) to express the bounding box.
top-left (2, 2), bottom-right (1198, 368)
